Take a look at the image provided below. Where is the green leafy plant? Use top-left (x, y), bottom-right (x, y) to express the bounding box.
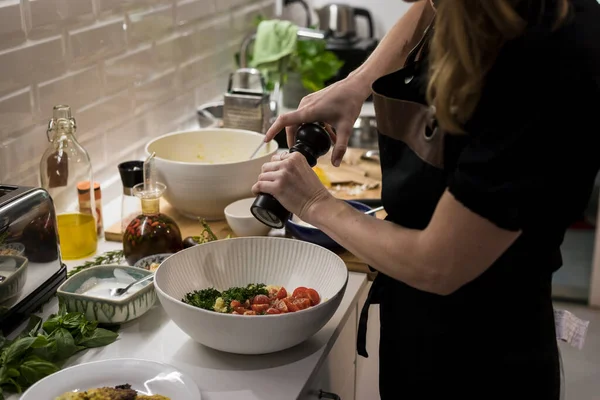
top-left (67, 250), bottom-right (125, 278)
top-left (234, 17), bottom-right (344, 93)
top-left (0, 305), bottom-right (119, 398)
top-left (287, 39), bottom-right (344, 92)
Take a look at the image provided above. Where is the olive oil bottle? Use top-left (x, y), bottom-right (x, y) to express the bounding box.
top-left (39, 105), bottom-right (98, 260)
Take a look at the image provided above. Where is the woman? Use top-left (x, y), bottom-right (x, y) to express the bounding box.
top-left (254, 0), bottom-right (600, 398)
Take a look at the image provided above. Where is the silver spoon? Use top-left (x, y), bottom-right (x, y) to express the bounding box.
top-left (110, 274), bottom-right (154, 297)
top-left (249, 141), bottom-right (266, 160)
top-left (365, 206), bottom-right (384, 215)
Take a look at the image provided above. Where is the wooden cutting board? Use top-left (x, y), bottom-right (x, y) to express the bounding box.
top-left (104, 148), bottom-right (382, 279)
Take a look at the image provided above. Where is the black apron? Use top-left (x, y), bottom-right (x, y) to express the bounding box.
top-left (356, 23), bottom-right (561, 400)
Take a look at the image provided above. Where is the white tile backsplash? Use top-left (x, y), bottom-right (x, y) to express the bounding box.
top-left (0, 0), bottom-right (275, 188)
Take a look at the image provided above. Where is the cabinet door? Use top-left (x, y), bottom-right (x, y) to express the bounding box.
top-left (355, 282), bottom-right (380, 400)
top-left (300, 307), bottom-right (357, 400)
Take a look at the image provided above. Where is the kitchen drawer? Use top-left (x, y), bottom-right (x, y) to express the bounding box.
top-left (299, 306), bottom-right (358, 400)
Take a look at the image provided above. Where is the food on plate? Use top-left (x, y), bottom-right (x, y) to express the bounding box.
top-left (182, 283), bottom-right (321, 315)
top-left (0, 247), bottom-right (19, 256)
top-left (55, 383), bottom-right (170, 399)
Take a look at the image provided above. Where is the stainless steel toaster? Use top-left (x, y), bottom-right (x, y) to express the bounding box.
top-left (0, 184), bottom-right (66, 334)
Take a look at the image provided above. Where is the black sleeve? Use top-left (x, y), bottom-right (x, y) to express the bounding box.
top-left (447, 42), bottom-right (557, 232)
top-left (447, 115), bottom-right (544, 232)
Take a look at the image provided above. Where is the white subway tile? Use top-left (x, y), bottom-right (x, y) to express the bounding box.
top-left (179, 52), bottom-right (216, 89)
top-left (175, 0), bottom-right (215, 27)
top-left (0, 89), bottom-right (33, 139)
top-left (97, 0), bottom-right (172, 14)
top-left (29, 0), bottom-right (94, 38)
top-left (0, 36), bottom-right (65, 97)
top-left (104, 117), bottom-right (148, 162)
top-left (0, 1), bottom-right (26, 50)
top-left (69, 19), bottom-right (127, 67)
top-left (134, 68), bottom-right (177, 112)
top-left (38, 67), bottom-right (103, 115)
top-left (104, 46), bottom-right (155, 94)
top-left (0, 142), bottom-right (9, 182)
top-left (127, 5), bottom-right (174, 45)
top-left (76, 90), bottom-right (133, 140)
top-left (79, 131), bottom-right (107, 170)
top-left (147, 89), bottom-right (195, 131)
top-left (154, 33), bottom-right (184, 68)
top-left (2, 124), bottom-right (47, 183)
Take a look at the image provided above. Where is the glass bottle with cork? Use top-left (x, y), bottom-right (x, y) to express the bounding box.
top-left (122, 153), bottom-right (183, 265)
top-left (39, 105), bottom-right (98, 260)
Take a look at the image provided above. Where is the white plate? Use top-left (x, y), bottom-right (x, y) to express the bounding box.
top-left (21, 358), bottom-right (201, 399)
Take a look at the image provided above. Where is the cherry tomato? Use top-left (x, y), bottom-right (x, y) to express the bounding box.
top-left (283, 297), bottom-right (299, 312)
top-left (293, 298), bottom-right (311, 310)
top-left (244, 310), bottom-right (257, 315)
top-left (275, 299), bottom-right (289, 313)
top-left (230, 300), bottom-right (242, 309)
top-left (252, 303), bottom-right (270, 313)
top-left (306, 288), bottom-right (320, 306)
top-left (266, 308), bottom-right (281, 314)
top-left (292, 287), bottom-right (308, 298)
top-left (276, 287), bottom-right (287, 299)
top-left (252, 294), bottom-right (270, 305)
top-left (234, 306), bottom-right (248, 314)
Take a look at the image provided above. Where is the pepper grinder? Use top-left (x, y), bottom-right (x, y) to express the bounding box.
top-left (251, 123), bottom-right (332, 229)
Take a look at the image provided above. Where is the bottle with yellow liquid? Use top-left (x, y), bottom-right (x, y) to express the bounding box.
top-left (39, 105), bottom-right (98, 260)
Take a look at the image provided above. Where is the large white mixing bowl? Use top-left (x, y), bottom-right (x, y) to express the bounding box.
top-left (154, 237), bottom-right (349, 354)
top-left (146, 129), bottom-right (278, 220)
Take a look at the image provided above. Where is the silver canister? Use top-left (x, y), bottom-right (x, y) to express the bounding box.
top-left (222, 68), bottom-right (271, 134)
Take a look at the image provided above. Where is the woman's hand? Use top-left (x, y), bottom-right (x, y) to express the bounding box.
top-left (251, 152), bottom-right (333, 223)
top-left (264, 75), bottom-right (371, 167)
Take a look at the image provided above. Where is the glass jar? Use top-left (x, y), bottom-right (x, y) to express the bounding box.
top-left (122, 182), bottom-right (183, 265)
top-left (39, 105), bottom-right (98, 260)
top-left (118, 161), bottom-right (144, 235)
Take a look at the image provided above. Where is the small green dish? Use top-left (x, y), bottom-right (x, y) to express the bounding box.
top-left (57, 265), bottom-right (156, 324)
top-left (0, 255), bottom-right (28, 303)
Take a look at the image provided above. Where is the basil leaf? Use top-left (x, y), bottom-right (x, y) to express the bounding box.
top-left (1, 337), bottom-right (38, 365)
top-left (51, 328), bottom-right (77, 360)
top-left (0, 334), bottom-right (5, 351)
top-left (77, 328), bottom-right (118, 348)
top-left (19, 356), bottom-right (59, 386)
top-left (61, 312), bottom-right (84, 331)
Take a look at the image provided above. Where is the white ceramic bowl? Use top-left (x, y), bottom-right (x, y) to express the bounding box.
top-left (224, 197), bottom-right (271, 237)
top-left (154, 237), bottom-right (348, 354)
top-left (146, 129), bottom-right (278, 220)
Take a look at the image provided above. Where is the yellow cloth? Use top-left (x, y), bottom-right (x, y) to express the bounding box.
top-left (250, 19), bottom-right (298, 72)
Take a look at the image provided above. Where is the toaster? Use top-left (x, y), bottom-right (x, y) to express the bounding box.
top-left (0, 184), bottom-right (66, 334)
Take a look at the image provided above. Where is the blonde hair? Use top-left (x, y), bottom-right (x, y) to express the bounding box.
top-left (426, 0), bottom-right (566, 134)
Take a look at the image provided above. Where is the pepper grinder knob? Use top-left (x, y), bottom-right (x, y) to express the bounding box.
top-left (251, 123), bottom-right (332, 229)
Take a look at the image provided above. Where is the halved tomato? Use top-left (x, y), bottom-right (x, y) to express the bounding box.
top-left (252, 294), bottom-right (270, 305)
top-left (276, 287), bottom-right (287, 299)
top-left (251, 303), bottom-right (270, 313)
top-left (230, 300), bottom-right (242, 309)
top-left (293, 297), bottom-right (311, 310)
top-left (306, 288), bottom-right (320, 306)
top-left (292, 287), bottom-right (308, 298)
top-left (283, 297), bottom-right (299, 312)
top-left (234, 306), bottom-right (248, 314)
top-left (275, 299), bottom-right (289, 313)
top-left (266, 307), bottom-right (281, 314)
top-left (244, 310), bottom-right (257, 315)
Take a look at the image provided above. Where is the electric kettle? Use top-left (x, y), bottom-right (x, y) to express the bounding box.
top-left (316, 3), bottom-right (374, 39)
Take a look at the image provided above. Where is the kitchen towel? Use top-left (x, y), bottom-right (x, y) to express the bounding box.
top-left (250, 19), bottom-right (298, 77)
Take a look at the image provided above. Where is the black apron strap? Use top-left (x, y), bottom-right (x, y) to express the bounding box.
top-left (357, 274), bottom-right (384, 358)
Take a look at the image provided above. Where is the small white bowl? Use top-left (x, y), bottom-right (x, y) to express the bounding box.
top-left (225, 197), bottom-right (271, 237)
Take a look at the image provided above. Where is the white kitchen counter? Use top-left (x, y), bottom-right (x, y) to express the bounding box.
top-left (7, 195), bottom-right (369, 400)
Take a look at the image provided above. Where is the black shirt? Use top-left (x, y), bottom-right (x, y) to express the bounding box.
top-left (447, 0), bottom-right (600, 274)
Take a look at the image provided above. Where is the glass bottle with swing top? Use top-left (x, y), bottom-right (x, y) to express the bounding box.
top-left (39, 105), bottom-right (98, 259)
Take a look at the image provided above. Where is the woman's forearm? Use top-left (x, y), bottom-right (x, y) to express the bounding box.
top-left (348, 1), bottom-right (436, 97)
